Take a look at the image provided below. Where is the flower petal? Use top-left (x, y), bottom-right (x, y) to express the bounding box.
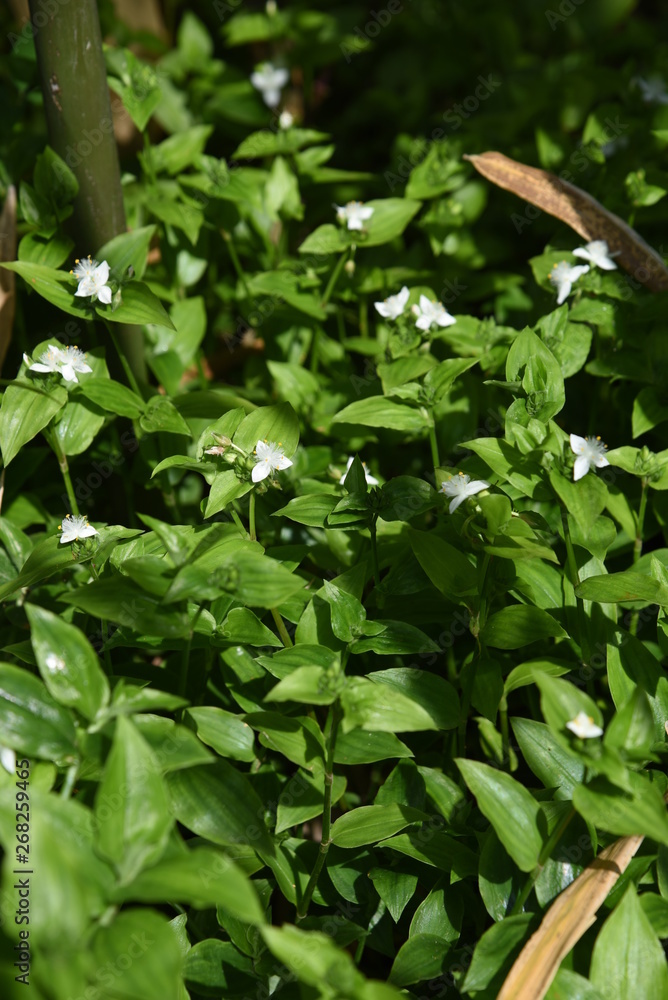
top-left (573, 455), bottom-right (590, 481)
top-left (569, 433), bottom-right (587, 454)
top-left (252, 461), bottom-right (270, 483)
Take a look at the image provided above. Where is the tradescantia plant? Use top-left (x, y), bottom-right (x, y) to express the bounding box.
top-left (2, 2), bottom-right (668, 999)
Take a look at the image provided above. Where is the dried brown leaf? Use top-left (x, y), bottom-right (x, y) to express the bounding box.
top-left (465, 151), bottom-right (668, 292)
top-left (496, 831), bottom-right (645, 1000)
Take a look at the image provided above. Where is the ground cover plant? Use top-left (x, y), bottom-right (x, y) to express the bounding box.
top-left (1, 0), bottom-right (668, 997)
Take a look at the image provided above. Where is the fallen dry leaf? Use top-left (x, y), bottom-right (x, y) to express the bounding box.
top-left (465, 151), bottom-right (668, 292)
top-left (496, 830), bottom-right (646, 1000)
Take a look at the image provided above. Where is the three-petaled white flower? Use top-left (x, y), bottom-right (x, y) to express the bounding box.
top-left (335, 201), bottom-right (374, 231)
top-left (73, 258), bottom-right (112, 304)
top-left (252, 440), bottom-right (293, 483)
top-left (572, 240), bottom-right (619, 271)
top-left (250, 62), bottom-right (289, 107)
top-left (566, 711), bottom-right (603, 739)
top-left (440, 473), bottom-right (490, 514)
top-left (26, 344), bottom-right (92, 383)
top-left (374, 286), bottom-right (410, 320)
top-left (412, 295), bottom-right (456, 331)
top-left (45, 653), bottom-right (66, 673)
top-left (59, 514), bottom-right (98, 544)
top-left (549, 261), bottom-right (590, 305)
top-left (0, 746), bottom-right (15, 774)
top-left (343, 456), bottom-right (378, 486)
top-left (569, 433), bottom-right (610, 482)
top-left (634, 75), bottom-right (668, 105)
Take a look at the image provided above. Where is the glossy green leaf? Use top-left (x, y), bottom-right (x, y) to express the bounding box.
top-left (590, 886), bottom-right (668, 1000)
top-left (0, 379), bottom-right (67, 466)
top-left (26, 604), bottom-right (110, 721)
top-left (482, 605), bottom-right (568, 648)
top-left (332, 397), bottom-right (429, 433)
top-left (330, 803), bottom-right (428, 848)
top-left (456, 758), bottom-right (543, 872)
top-left (389, 934), bottom-right (451, 986)
top-left (187, 706), bottom-right (256, 762)
top-left (0, 663), bottom-right (78, 763)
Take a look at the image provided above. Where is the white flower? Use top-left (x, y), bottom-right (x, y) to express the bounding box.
top-left (279, 110), bottom-right (294, 130)
top-left (572, 240), bottom-right (619, 271)
top-left (549, 261), bottom-right (590, 305)
top-left (252, 440), bottom-right (293, 483)
top-left (412, 295), bottom-right (456, 331)
top-left (250, 62), bottom-right (289, 108)
top-left (71, 256), bottom-right (99, 281)
top-left (27, 345), bottom-right (65, 377)
top-left (374, 286), bottom-right (410, 320)
top-left (74, 259), bottom-right (112, 305)
top-left (45, 653), bottom-right (66, 673)
top-left (343, 456), bottom-right (378, 486)
top-left (335, 201), bottom-right (374, 231)
top-left (59, 514), bottom-right (98, 544)
top-left (58, 346), bottom-right (92, 382)
top-left (569, 434), bottom-right (610, 482)
top-left (566, 711), bottom-right (603, 739)
top-left (634, 75), bottom-right (668, 105)
top-left (440, 473), bottom-right (490, 514)
top-left (0, 746), bottom-right (15, 774)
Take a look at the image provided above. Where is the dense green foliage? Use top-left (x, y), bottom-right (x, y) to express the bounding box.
top-left (1, 1), bottom-right (668, 998)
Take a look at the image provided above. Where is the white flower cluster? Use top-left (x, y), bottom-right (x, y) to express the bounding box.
top-left (372, 286), bottom-right (456, 332)
top-left (549, 239), bottom-right (619, 304)
top-left (25, 344), bottom-right (92, 383)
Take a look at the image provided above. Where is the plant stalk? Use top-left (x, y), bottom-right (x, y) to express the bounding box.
top-left (510, 807), bottom-right (576, 915)
top-left (29, 0), bottom-right (146, 384)
top-left (561, 506), bottom-right (591, 669)
top-left (296, 702), bottom-right (341, 921)
top-left (270, 608), bottom-right (293, 647)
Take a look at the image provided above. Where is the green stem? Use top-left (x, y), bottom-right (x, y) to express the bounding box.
top-left (309, 328), bottom-right (320, 375)
top-left (630, 478), bottom-right (649, 635)
top-left (179, 605), bottom-right (204, 700)
top-left (60, 762), bottom-right (78, 799)
top-left (223, 230), bottom-right (254, 304)
top-left (428, 422), bottom-right (440, 477)
top-left (359, 296), bottom-right (368, 338)
top-left (369, 515), bottom-right (380, 589)
top-left (321, 251), bottom-right (348, 308)
top-left (230, 508), bottom-right (249, 538)
top-left (510, 807), bottom-right (576, 915)
top-left (47, 431), bottom-right (79, 516)
top-left (249, 490), bottom-right (257, 542)
top-left (104, 322), bottom-right (143, 397)
top-left (561, 506), bottom-right (591, 668)
top-left (499, 694), bottom-right (510, 770)
top-left (270, 608), bottom-right (293, 647)
top-left (296, 703), bottom-right (341, 921)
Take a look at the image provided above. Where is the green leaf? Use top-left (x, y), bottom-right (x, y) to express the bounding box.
top-left (18, 230), bottom-right (74, 268)
top-left (511, 717), bottom-right (584, 799)
top-left (590, 886), bottom-right (668, 1000)
top-left (26, 604), bottom-right (110, 721)
top-left (330, 803), bottom-right (427, 848)
top-left (266, 666), bottom-right (341, 706)
top-left (220, 607), bottom-right (282, 647)
top-left (233, 127), bottom-right (331, 159)
top-left (572, 773), bottom-right (668, 845)
top-left (550, 469), bottom-right (608, 536)
top-left (482, 605), bottom-right (568, 649)
top-left (96, 225), bottom-right (156, 280)
top-left (261, 925), bottom-right (360, 992)
top-left (341, 677), bottom-right (438, 733)
top-left (60, 578), bottom-right (191, 638)
top-left (149, 125), bottom-right (213, 175)
top-left (77, 378), bottom-right (145, 418)
top-left (95, 716), bottom-right (173, 883)
top-left (409, 527), bottom-right (478, 601)
top-left (0, 534), bottom-right (83, 602)
top-left (298, 223), bottom-right (351, 256)
top-left (333, 729), bottom-right (413, 764)
top-left (244, 712), bottom-right (324, 771)
top-left (106, 281), bottom-right (175, 328)
top-left (332, 397), bottom-right (429, 433)
top-left (351, 621), bottom-right (439, 655)
top-left (368, 668), bottom-right (459, 730)
top-left (0, 379), bottom-right (67, 465)
top-left (321, 580), bottom-right (367, 642)
top-left (167, 760), bottom-right (274, 853)
top-left (389, 934), bottom-right (451, 986)
top-left (92, 910), bottom-right (183, 1000)
top-left (187, 706), bottom-right (256, 762)
top-left (0, 662), bottom-right (78, 763)
top-left (575, 571), bottom-right (668, 606)
top-left (456, 758), bottom-right (543, 872)
top-left (233, 402), bottom-right (300, 458)
top-left (276, 769), bottom-right (346, 834)
top-left (140, 395), bottom-right (192, 436)
top-left (0, 261), bottom-right (91, 318)
top-left (462, 913), bottom-right (534, 992)
top-left (462, 437), bottom-right (545, 498)
top-left (273, 493), bottom-right (339, 527)
top-left (113, 847), bottom-right (265, 924)
top-left (183, 939), bottom-right (257, 992)
top-left (378, 477), bottom-right (439, 522)
top-left (506, 327), bottom-right (565, 421)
